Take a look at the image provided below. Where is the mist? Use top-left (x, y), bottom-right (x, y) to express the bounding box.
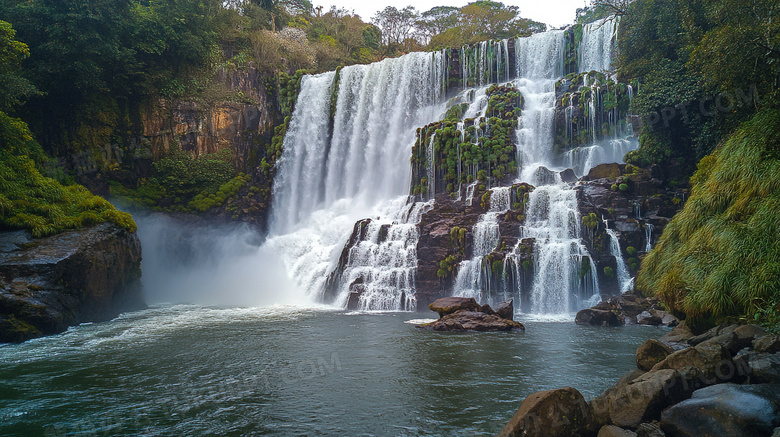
top-left (133, 212), bottom-right (309, 307)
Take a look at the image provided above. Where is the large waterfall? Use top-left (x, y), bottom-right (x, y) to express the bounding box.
top-left (267, 19), bottom-right (629, 314)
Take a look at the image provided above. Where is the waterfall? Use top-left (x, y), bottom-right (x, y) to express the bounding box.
top-left (522, 185), bottom-right (599, 314)
top-left (267, 52), bottom-right (447, 304)
top-left (561, 139), bottom-right (638, 177)
top-left (645, 223), bottom-right (655, 252)
top-left (579, 18), bottom-right (619, 73)
top-left (605, 226), bottom-right (633, 293)
top-left (337, 198), bottom-right (435, 311)
top-left (454, 187), bottom-right (512, 302)
top-left (265, 21), bottom-right (622, 313)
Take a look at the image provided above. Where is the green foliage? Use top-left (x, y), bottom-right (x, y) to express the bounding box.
top-left (626, 246), bottom-right (637, 256)
top-left (603, 266), bottom-right (615, 278)
top-left (637, 110), bottom-right (780, 330)
top-left (0, 113), bottom-right (135, 237)
top-left (437, 255), bottom-right (460, 278)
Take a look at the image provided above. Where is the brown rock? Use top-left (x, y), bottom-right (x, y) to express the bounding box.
top-left (418, 310), bottom-right (524, 332)
top-left (651, 342), bottom-right (733, 383)
top-left (496, 299), bottom-right (514, 320)
top-left (754, 335), bottom-right (780, 354)
top-left (635, 422), bottom-right (665, 437)
top-left (428, 297), bottom-right (481, 318)
top-left (598, 425), bottom-right (637, 437)
top-left (605, 369), bottom-right (693, 428)
top-left (588, 163), bottom-right (622, 180)
top-left (576, 308), bottom-right (623, 327)
top-left (637, 311), bottom-right (662, 326)
top-left (497, 387), bottom-right (597, 437)
top-left (636, 339), bottom-right (675, 371)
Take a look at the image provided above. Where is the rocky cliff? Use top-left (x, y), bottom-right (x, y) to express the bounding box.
top-left (0, 223), bottom-right (145, 343)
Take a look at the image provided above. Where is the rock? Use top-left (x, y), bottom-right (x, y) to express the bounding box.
top-left (590, 369), bottom-right (646, 428)
top-left (658, 321), bottom-right (695, 349)
top-left (637, 311), bottom-right (662, 326)
top-left (660, 314), bottom-right (678, 327)
top-left (418, 310), bottom-right (525, 332)
top-left (428, 297), bottom-right (481, 318)
top-left (635, 422), bottom-right (665, 437)
top-left (660, 383), bottom-right (780, 437)
top-left (700, 332), bottom-right (740, 355)
top-left (480, 304), bottom-right (496, 315)
top-left (604, 369), bottom-right (693, 428)
top-left (636, 339), bottom-right (675, 371)
top-left (496, 299), bottom-right (514, 320)
top-left (598, 425), bottom-right (637, 437)
top-left (689, 323), bottom-right (738, 346)
top-left (560, 168), bottom-right (578, 184)
top-left (748, 353), bottom-right (780, 384)
top-left (651, 342), bottom-right (733, 383)
top-left (588, 163), bottom-right (622, 180)
top-left (734, 324), bottom-right (767, 343)
top-left (774, 427), bottom-right (780, 437)
top-left (497, 387), bottom-right (597, 437)
top-left (575, 308), bottom-right (623, 327)
top-left (0, 224), bottom-right (145, 343)
top-left (532, 166), bottom-right (558, 186)
top-left (754, 335), bottom-right (780, 354)
top-left (346, 292), bottom-right (360, 311)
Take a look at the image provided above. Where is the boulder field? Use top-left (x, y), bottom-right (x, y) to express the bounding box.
top-left (497, 322), bottom-right (780, 437)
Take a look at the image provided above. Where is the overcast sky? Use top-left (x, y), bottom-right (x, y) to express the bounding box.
top-left (315, 0), bottom-right (592, 29)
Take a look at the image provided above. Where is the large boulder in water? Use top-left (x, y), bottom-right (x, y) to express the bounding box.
top-left (496, 299), bottom-right (514, 320)
top-left (428, 297), bottom-right (481, 318)
top-left (576, 308), bottom-right (622, 327)
top-left (497, 387), bottom-right (598, 437)
top-left (660, 383), bottom-right (780, 437)
top-left (418, 310), bottom-right (524, 332)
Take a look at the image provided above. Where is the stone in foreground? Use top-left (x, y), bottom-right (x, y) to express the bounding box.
top-left (660, 383), bottom-right (780, 437)
top-left (497, 387), bottom-right (597, 437)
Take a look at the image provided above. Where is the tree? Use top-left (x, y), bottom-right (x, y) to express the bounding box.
top-left (428, 1), bottom-right (544, 48)
top-left (416, 6), bottom-right (459, 44)
top-left (372, 6), bottom-right (419, 45)
top-left (0, 20), bottom-right (39, 111)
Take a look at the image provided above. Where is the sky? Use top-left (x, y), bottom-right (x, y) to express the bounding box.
top-left (315, 0), bottom-right (592, 29)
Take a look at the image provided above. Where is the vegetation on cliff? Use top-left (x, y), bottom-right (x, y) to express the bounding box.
top-left (637, 110), bottom-right (780, 330)
top-left (0, 20), bottom-right (135, 237)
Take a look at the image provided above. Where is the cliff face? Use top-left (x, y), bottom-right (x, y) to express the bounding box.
top-left (141, 67), bottom-right (276, 172)
top-left (0, 223), bottom-right (145, 343)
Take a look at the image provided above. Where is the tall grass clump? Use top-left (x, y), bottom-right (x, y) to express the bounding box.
top-left (637, 109), bottom-right (780, 331)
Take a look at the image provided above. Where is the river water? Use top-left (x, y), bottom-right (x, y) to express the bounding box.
top-left (0, 306), bottom-right (664, 436)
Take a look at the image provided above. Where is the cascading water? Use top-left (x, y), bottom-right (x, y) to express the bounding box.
top-left (267, 19), bottom-right (626, 313)
top-left (579, 18), bottom-right (619, 73)
top-left (645, 223), bottom-right (655, 252)
top-left (562, 139), bottom-right (637, 177)
top-left (454, 187), bottom-right (512, 302)
top-left (605, 225), bottom-right (633, 293)
top-left (267, 52), bottom-right (447, 307)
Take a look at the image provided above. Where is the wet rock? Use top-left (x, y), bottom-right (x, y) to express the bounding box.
top-left (660, 383), bottom-right (780, 437)
top-left (496, 299), bottom-right (514, 320)
top-left (658, 321), bottom-right (695, 348)
top-left (598, 425), bottom-right (637, 437)
top-left (0, 224), bottom-right (145, 343)
top-left (604, 369), bottom-right (693, 428)
top-left (480, 304), bottom-right (496, 315)
top-left (637, 311), bottom-right (662, 326)
top-left (748, 353), bottom-right (780, 384)
top-left (699, 332), bottom-right (740, 355)
top-left (575, 308), bottom-right (622, 327)
top-left (497, 387), bottom-right (597, 437)
top-left (428, 297), bottom-right (481, 318)
top-left (651, 342), bottom-right (733, 383)
top-left (418, 310), bottom-right (525, 332)
top-left (587, 163), bottom-right (622, 180)
top-left (636, 339), bottom-right (675, 371)
top-left (754, 335), bottom-right (780, 354)
top-left (346, 292), bottom-right (360, 311)
top-left (635, 422), bottom-right (665, 437)
top-left (560, 168), bottom-right (578, 184)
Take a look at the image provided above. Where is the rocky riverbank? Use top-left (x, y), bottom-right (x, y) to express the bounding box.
top-left (0, 223), bottom-right (145, 343)
top-left (497, 322), bottom-right (780, 436)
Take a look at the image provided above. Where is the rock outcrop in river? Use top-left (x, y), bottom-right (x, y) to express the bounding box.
top-left (418, 297), bottom-right (524, 332)
top-left (0, 223), bottom-right (145, 343)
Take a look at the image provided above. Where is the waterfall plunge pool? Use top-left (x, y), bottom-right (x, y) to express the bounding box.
top-left (0, 306), bottom-right (666, 436)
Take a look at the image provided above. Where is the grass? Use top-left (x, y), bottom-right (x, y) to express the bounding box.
top-left (636, 109), bottom-right (780, 330)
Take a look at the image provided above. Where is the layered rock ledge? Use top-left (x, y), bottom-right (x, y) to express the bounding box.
top-left (418, 297), bottom-right (524, 332)
top-left (0, 223), bottom-right (145, 343)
